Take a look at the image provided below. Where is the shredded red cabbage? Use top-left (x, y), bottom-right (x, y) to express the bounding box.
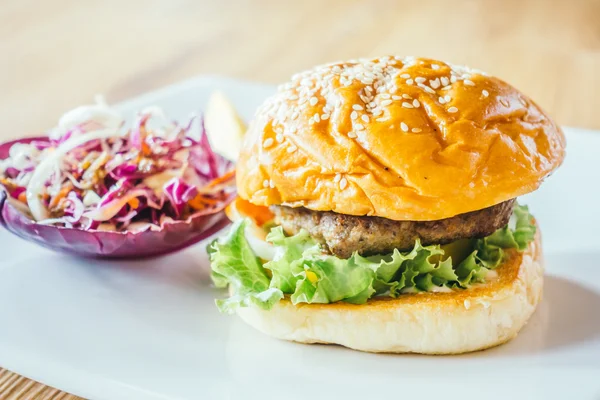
top-left (0, 104), bottom-right (235, 234)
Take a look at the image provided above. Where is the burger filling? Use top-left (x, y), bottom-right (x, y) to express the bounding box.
top-left (209, 200), bottom-right (536, 314)
top-left (271, 200), bottom-right (515, 259)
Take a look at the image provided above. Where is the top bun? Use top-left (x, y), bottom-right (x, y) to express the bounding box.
top-left (237, 56), bottom-right (566, 221)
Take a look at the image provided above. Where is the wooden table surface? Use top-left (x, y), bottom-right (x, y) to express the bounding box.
top-left (1, 0), bottom-right (599, 398)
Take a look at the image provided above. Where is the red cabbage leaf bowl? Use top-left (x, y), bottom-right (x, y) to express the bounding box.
top-left (0, 137), bottom-right (233, 259)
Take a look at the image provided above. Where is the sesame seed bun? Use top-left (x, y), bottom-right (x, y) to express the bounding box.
top-left (237, 56), bottom-right (566, 221)
top-left (235, 228), bottom-right (543, 354)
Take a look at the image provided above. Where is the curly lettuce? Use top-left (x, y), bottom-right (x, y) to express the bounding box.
top-left (209, 221), bottom-right (283, 313)
top-left (209, 204), bottom-right (536, 314)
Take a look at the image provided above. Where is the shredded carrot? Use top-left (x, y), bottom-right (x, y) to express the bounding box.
top-left (188, 194), bottom-right (220, 210)
top-left (48, 185), bottom-right (73, 209)
top-left (206, 170), bottom-right (235, 188)
top-left (128, 198), bottom-right (140, 209)
top-left (142, 141), bottom-right (152, 157)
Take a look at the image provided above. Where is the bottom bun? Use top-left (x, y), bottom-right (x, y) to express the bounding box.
top-left (236, 231), bottom-right (544, 354)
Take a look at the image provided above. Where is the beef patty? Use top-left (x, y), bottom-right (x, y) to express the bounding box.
top-left (271, 200), bottom-right (515, 258)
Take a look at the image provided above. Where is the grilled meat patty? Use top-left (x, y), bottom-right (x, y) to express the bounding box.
top-left (271, 200), bottom-right (515, 258)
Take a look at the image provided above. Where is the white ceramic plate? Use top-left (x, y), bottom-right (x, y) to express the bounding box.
top-left (0, 77), bottom-right (599, 400)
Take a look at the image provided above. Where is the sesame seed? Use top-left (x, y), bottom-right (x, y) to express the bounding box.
top-left (441, 85), bottom-right (452, 90)
top-left (402, 94), bottom-right (412, 99)
top-left (355, 123), bottom-right (365, 130)
top-left (482, 90), bottom-right (489, 98)
top-left (418, 83), bottom-right (436, 94)
top-left (352, 104), bottom-right (364, 111)
top-left (415, 77), bottom-right (426, 84)
top-left (413, 99), bottom-right (420, 108)
top-left (351, 111), bottom-right (358, 120)
top-left (263, 138), bottom-right (274, 148)
top-left (348, 131), bottom-right (357, 138)
top-left (269, 180), bottom-right (275, 188)
top-left (412, 128), bottom-right (422, 133)
top-left (309, 97), bottom-right (318, 106)
top-left (263, 180), bottom-right (269, 188)
top-left (432, 64), bottom-right (440, 70)
top-left (287, 145), bottom-right (298, 153)
top-left (334, 174), bottom-right (341, 183)
top-left (464, 79), bottom-right (475, 86)
top-left (376, 117), bottom-right (390, 122)
top-left (291, 112), bottom-right (299, 120)
top-left (448, 106), bottom-right (458, 113)
top-left (401, 122), bottom-right (409, 132)
top-left (392, 95), bottom-right (402, 100)
top-left (500, 99), bottom-right (510, 107)
top-left (372, 108), bottom-right (383, 116)
top-left (406, 79), bottom-right (414, 85)
top-left (276, 133), bottom-right (284, 142)
top-left (380, 93), bottom-right (391, 99)
top-left (339, 178), bottom-right (348, 190)
top-left (381, 99), bottom-right (393, 106)
top-left (402, 102), bottom-right (414, 108)
top-left (400, 73), bottom-right (411, 79)
top-left (444, 95), bottom-right (451, 102)
top-left (441, 76), bottom-right (450, 86)
top-left (361, 114), bottom-right (370, 123)
top-left (323, 113), bottom-right (330, 120)
top-left (439, 97), bottom-right (446, 104)
top-left (430, 78), bottom-right (440, 89)
top-left (450, 75), bottom-right (457, 83)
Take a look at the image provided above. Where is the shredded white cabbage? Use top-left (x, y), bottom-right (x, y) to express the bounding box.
top-left (82, 191), bottom-right (101, 207)
top-left (143, 168), bottom-right (183, 196)
top-left (139, 106), bottom-right (177, 139)
top-left (26, 128), bottom-right (124, 221)
top-left (81, 151), bottom-right (109, 181)
top-left (50, 99), bottom-right (124, 141)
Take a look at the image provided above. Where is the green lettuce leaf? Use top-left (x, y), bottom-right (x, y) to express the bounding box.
top-left (208, 219), bottom-right (283, 314)
top-left (264, 226), bottom-right (321, 293)
top-left (481, 204), bottom-right (536, 251)
top-left (209, 204), bottom-right (536, 313)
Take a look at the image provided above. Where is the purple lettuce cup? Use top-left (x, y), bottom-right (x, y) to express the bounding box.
top-left (0, 137), bottom-right (233, 259)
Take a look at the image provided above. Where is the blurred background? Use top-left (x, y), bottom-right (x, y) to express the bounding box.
top-left (2, 0), bottom-right (600, 137)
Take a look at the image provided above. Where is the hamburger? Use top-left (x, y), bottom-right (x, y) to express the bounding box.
top-left (209, 56), bottom-right (566, 354)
